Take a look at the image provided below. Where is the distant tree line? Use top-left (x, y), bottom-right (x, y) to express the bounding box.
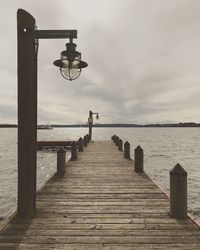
top-left (49, 122), bottom-right (200, 128)
top-left (1, 122), bottom-right (200, 128)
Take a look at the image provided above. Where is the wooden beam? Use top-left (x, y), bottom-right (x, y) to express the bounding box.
top-left (37, 141), bottom-right (74, 147)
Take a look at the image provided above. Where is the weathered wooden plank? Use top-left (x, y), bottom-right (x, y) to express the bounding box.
top-left (38, 208), bottom-right (170, 213)
top-left (1, 235), bottom-right (200, 244)
top-left (43, 183), bottom-right (157, 186)
top-left (10, 217), bottom-right (197, 225)
top-left (3, 228), bottom-right (200, 237)
top-left (4, 222), bottom-right (197, 230)
top-left (36, 193), bottom-right (168, 199)
top-left (1, 243), bottom-right (200, 250)
top-left (39, 189), bottom-right (163, 194)
top-left (35, 199), bottom-right (169, 207)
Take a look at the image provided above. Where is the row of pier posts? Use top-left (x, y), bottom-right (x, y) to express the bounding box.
top-left (18, 133), bottom-right (90, 219)
top-left (57, 134), bottom-right (90, 175)
top-left (111, 135), bottom-right (144, 173)
top-left (111, 134), bottom-right (187, 219)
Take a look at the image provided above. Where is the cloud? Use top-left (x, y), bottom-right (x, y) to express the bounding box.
top-left (1, 0), bottom-right (200, 124)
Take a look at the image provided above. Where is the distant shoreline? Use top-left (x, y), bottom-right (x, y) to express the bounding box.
top-left (1, 123), bottom-right (200, 128)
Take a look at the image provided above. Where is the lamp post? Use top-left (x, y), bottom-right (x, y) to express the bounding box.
top-left (17, 9), bottom-right (87, 218)
top-left (88, 110), bottom-right (99, 141)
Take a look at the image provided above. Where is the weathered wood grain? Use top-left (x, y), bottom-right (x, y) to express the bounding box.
top-left (0, 140), bottom-right (199, 249)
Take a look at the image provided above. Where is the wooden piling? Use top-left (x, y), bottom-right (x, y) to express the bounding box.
top-left (134, 145), bottom-right (144, 173)
top-left (78, 137), bottom-right (83, 152)
top-left (111, 135), bottom-right (116, 142)
top-left (113, 135), bottom-right (117, 143)
top-left (57, 147), bottom-right (66, 175)
top-left (170, 163), bottom-right (187, 219)
top-left (118, 139), bottom-right (123, 151)
top-left (86, 134), bottom-right (90, 143)
top-left (115, 136), bottom-right (119, 146)
top-left (124, 141), bottom-right (130, 159)
top-left (83, 136), bottom-right (87, 147)
top-left (70, 141), bottom-right (77, 161)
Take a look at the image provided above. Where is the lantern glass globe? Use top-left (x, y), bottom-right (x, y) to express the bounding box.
top-left (60, 66), bottom-right (81, 81)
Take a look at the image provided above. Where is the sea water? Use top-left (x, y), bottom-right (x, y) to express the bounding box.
top-left (0, 127), bottom-right (199, 225)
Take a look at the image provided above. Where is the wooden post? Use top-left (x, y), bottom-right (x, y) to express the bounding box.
top-left (134, 145), bottom-right (144, 173)
top-left (113, 135), bottom-right (117, 143)
top-left (124, 141), bottom-right (130, 159)
top-left (86, 134), bottom-right (90, 143)
top-left (118, 139), bottom-right (123, 151)
top-left (78, 137), bottom-right (83, 152)
top-left (170, 163), bottom-right (187, 219)
top-left (71, 141), bottom-right (77, 160)
top-left (57, 147), bottom-right (66, 174)
top-left (83, 135), bottom-right (87, 147)
top-left (111, 135), bottom-right (116, 142)
top-left (115, 136), bottom-right (119, 146)
top-left (113, 135), bottom-right (119, 143)
top-left (17, 9), bottom-right (37, 218)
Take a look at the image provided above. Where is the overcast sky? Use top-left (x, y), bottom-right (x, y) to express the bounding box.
top-left (1, 0), bottom-right (200, 124)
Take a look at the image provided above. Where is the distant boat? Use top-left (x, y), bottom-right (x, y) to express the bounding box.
top-left (37, 124), bottom-right (53, 130)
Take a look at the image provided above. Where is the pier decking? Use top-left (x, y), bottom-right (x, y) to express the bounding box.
top-left (0, 141), bottom-right (200, 249)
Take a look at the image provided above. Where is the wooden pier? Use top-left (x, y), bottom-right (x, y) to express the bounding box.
top-left (0, 140), bottom-right (200, 249)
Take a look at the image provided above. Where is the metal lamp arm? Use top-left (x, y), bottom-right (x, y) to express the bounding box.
top-left (35, 30), bottom-right (77, 39)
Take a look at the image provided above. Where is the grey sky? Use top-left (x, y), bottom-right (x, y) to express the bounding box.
top-left (1, 0), bottom-right (200, 124)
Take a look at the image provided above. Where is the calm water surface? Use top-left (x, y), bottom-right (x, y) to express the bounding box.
top-left (0, 127), bottom-right (199, 225)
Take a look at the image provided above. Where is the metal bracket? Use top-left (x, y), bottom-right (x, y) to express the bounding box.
top-left (35, 29), bottom-right (77, 39)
